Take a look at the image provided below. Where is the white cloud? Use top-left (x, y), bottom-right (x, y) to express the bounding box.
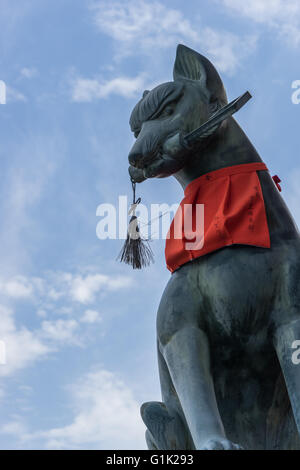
top-left (199, 28), bottom-right (257, 76)
top-left (91, 0), bottom-right (198, 49)
top-left (69, 1), bottom-right (259, 105)
top-left (67, 273), bottom-right (107, 303)
top-left (81, 309), bottom-right (102, 324)
top-left (2, 419), bottom-right (27, 436)
top-left (0, 275), bottom-right (33, 298)
top-left (36, 309), bottom-right (47, 318)
top-left (219, 0), bottom-right (300, 45)
top-left (0, 268), bottom-right (132, 377)
top-left (6, 85), bottom-right (27, 102)
top-left (0, 133), bottom-right (62, 274)
top-left (20, 67), bottom-right (37, 79)
top-left (35, 368), bottom-right (146, 449)
top-left (71, 75), bottom-right (146, 102)
top-left (0, 305), bottom-right (50, 377)
top-left (0, 266), bottom-right (132, 378)
top-left (57, 306), bottom-right (73, 315)
top-left (0, 270), bottom-right (132, 306)
top-left (41, 319), bottom-right (80, 345)
top-left (18, 385), bottom-right (33, 394)
top-left (90, 0), bottom-right (257, 74)
top-left (68, 273), bottom-right (133, 303)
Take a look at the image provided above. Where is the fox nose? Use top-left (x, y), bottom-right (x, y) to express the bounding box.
top-left (128, 151), bottom-right (142, 168)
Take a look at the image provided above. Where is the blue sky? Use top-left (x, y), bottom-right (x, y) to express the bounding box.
top-left (0, 0), bottom-right (300, 450)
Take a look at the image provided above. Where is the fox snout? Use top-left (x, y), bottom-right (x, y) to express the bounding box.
top-left (128, 123), bottom-right (163, 169)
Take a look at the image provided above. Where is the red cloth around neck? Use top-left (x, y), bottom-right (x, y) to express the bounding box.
top-left (165, 162), bottom-right (271, 273)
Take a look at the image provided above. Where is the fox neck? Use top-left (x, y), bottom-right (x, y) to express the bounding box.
top-left (174, 117), bottom-right (262, 190)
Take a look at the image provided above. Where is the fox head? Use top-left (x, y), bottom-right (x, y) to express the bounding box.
top-left (128, 44), bottom-right (227, 182)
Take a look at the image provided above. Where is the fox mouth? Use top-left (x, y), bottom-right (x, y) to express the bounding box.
top-left (128, 134), bottom-right (188, 181)
top-left (129, 150), bottom-right (166, 182)
top-left (130, 147), bottom-right (163, 171)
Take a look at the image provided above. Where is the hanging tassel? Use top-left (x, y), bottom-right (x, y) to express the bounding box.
top-left (117, 179), bottom-right (154, 269)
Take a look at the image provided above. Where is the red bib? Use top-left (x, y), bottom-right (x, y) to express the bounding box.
top-left (165, 162), bottom-right (271, 273)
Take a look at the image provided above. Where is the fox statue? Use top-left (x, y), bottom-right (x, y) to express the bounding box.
top-left (128, 44), bottom-right (300, 450)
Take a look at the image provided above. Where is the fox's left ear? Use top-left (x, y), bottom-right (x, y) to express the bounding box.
top-left (173, 44), bottom-right (227, 107)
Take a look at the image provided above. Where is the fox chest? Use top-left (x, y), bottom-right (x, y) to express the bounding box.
top-left (193, 246), bottom-right (279, 345)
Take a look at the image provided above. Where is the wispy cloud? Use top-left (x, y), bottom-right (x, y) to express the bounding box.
top-left (71, 75), bottom-right (146, 102)
top-left (6, 85), bottom-right (27, 102)
top-left (219, 0), bottom-right (300, 45)
top-left (29, 368), bottom-right (146, 449)
top-left (20, 67), bottom-right (37, 79)
top-left (0, 0), bottom-right (37, 57)
top-left (90, 0), bottom-right (257, 74)
top-left (40, 319), bottom-right (80, 345)
top-left (70, 0), bottom-right (258, 105)
top-left (0, 270), bottom-right (132, 308)
top-left (0, 269), bottom-right (132, 376)
top-left (0, 276), bottom-right (33, 299)
top-left (0, 304), bottom-right (50, 377)
top-left (0, 133), bottom-right (63, 274)
top-left (80, 309), bottom-right (102, 324)
top-left (48, 271), bottom-right (133, 304)
top-left (199, 28), bottom-right (257, 76)
top-left (91, 0), bottom-right (199, 47)
top-left (2, 419), bottom-right (28, 437)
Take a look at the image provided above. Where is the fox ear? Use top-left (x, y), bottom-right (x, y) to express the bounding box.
top-left (173, 44), bottom-right (227, 106)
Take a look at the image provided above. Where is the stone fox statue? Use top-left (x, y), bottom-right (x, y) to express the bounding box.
top-left (128, 44), bottom-right (300, 450)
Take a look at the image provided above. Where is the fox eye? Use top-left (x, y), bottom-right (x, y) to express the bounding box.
top-left (158, 103), bottom-right (175, 118)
